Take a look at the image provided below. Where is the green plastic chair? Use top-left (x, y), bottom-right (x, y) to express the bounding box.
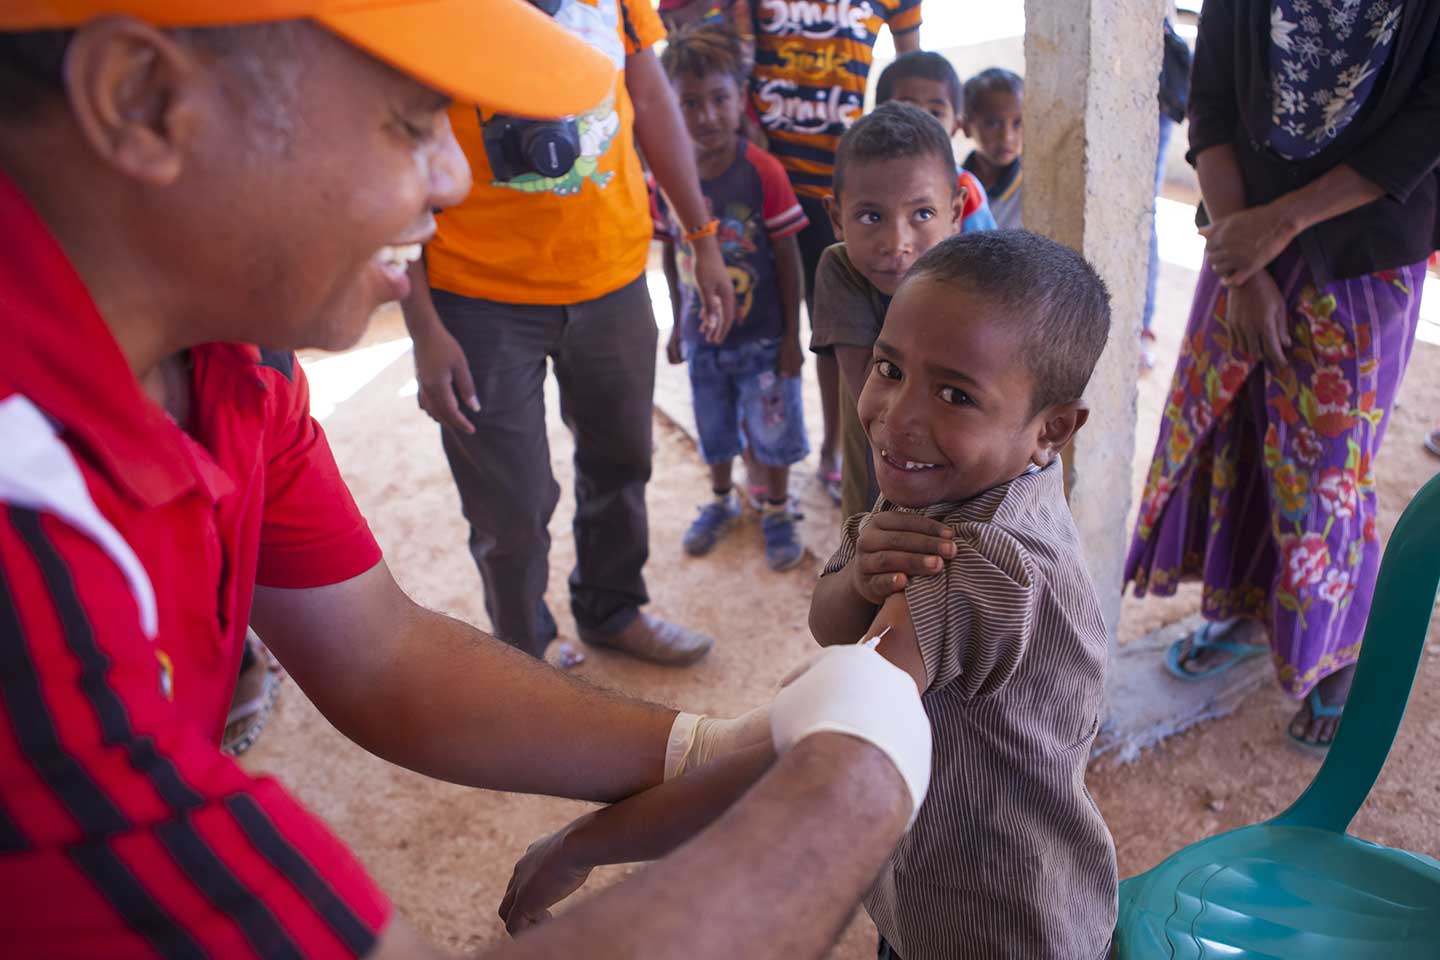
top-left (1114, 471), bottom-right (1440, 958)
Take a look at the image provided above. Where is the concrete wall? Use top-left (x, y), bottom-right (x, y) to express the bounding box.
top-left (1023, 0), bottom-right (1165, 638)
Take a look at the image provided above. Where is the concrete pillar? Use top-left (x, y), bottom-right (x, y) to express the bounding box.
top-left (1023, 0), bottom-right (1163, 639)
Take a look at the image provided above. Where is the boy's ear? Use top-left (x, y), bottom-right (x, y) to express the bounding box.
top-left (959, 116), bottom-right (973, 139)
top-left (950, 184), bottom-right (967, 230)
top-left (824, 194), bottom-right (845, 242)
top-left (1031, 399), bottom-right (1089, 468)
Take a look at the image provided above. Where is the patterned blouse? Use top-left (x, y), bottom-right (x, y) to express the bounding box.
top-left (1268, 0), bottom-right (1405, 160)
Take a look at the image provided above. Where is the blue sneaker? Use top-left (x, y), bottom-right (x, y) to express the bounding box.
top-left (761, 506), bottom-right (804, 571)
top-left (683, 493), bottom-right (741, 556)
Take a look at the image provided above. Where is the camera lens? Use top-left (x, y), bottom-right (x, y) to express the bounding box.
top-left (521, 123), bottom-right (579, 178)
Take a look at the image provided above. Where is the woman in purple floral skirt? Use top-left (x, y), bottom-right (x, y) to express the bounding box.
top-left (1127, 0), bottom-right (1440, 750)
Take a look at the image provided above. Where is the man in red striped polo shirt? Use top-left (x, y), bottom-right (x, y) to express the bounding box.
top-left (0, 3), bottom-right (930, 958)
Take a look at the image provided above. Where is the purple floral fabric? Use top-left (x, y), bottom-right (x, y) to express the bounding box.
top-left (1126, 247), bottom-right (1423, 697)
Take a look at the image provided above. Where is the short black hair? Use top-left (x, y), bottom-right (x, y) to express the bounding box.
top-left (907, 231), bottom-right (1111, 416)
top-left (0, 30), bottom-right (73, 122)
top-left (875, 51), bottom-right (962, 115)
top-left (660, 22), bottom-right (746, 88)
top-left (832, 102), bottom-right (956, 199)
top-left (963, 67), bottom-right (1024, 119)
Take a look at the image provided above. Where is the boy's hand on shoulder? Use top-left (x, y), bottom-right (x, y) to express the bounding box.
top-left (850, 512), bottom-right (957, 606)
top-left (777, 337), bottom-right (804, 378)
top-left (499, 818), bottom-right (596, 936)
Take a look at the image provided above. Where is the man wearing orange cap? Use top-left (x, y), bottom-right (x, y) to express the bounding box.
top-left (400, 0), bottom-right (737, 668)
top-left (0, 3), bottom-right (925, 958)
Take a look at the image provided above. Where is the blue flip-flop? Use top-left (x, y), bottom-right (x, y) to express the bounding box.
top-left (1163, 620), bottom-right (1267, 681)
top-left (1287, 687), bottom-right (1344, 755)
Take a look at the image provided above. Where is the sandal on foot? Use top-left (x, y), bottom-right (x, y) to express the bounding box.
top-left (1425, 428), bottom-right (1440, 459)
top-left (1286, 687), bottom-right (1344, 756)
top-left (819, 468), bottom-right (842, 506)
top-left (1163, 620), bottom-right (1267, 681)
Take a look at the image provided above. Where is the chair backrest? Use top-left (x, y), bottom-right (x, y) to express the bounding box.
top-left (1271, 471), bottom-right (1440, 833)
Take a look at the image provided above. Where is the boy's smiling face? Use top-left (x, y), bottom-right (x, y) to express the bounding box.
top-left (825, 155), bottom-right (963, 296)
top-left (887, 76), bottom-right (959, 135)
top-left (858, 274), bottom-right (1077, 507)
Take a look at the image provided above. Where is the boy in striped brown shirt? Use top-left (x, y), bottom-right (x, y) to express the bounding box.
top-left (809, 230), bottom-right (1118, 959)
top-left (499, 231), bottom-right (1117, 959)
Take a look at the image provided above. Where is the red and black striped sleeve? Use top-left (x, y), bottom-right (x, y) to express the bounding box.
top-left (0, 508), bottom-right (391, 958)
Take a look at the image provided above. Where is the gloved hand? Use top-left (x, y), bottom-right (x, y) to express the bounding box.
top-left (665, 705), bottom-right (774, 781)
top-left (770, 642), bottom-right (932, 827)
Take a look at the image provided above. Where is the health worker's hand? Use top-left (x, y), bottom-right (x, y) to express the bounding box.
top-left (498, 821), bottom-right (594, 936)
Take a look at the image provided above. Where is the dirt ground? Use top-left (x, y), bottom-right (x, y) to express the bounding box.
top-left (245, 248), bottom-right (1440, 957)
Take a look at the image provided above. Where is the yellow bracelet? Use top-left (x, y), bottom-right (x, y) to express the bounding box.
top-left (682, 218), bottom-right (720, 242)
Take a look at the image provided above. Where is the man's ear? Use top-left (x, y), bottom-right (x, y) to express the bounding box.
top-left (1032, 398), bottom-right (1089, 467)
top-left (63, 17), bottom-right (207, 186)
top-left (824, 193), bottom-right (844, 242)
top-left (950, 184), bottom-right (967, 230)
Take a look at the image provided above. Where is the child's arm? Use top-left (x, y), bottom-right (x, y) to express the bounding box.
top-left (660, 239), bottom-right (685, 365)
top-left (501, 743), bottom-right (776, 933)
top-left (872, 591), bottom-right (929, 693)
top-left (774, 232), bottom-right (804, 376)
top-left (726, 0), bottom-right (758, 74)
top-left (809, 512), bottom-right (955, 648)
top-left (834, 344), bottom-right (871, 405)
top-left (892, 24), bottom-right (920, 55)
top-left (810, 558), bottom-right (880, 648)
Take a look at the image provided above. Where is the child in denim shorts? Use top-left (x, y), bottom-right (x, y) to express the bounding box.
top-left (658, 23), bottom-right (810, 570)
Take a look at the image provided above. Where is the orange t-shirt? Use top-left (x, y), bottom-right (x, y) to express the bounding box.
top-left (425, 0), bottom-right (666, 305)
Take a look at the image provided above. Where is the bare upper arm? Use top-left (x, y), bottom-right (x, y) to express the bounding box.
top-left (773, 231), bottom-right (803, 270)
top-left (869, 592), bottom-right (928, 694)
top-left (833, 344), bottom-right (871, 405)
top-left (249, 559), bottom-right (411, 708)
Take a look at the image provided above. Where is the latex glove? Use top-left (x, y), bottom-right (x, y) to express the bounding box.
top-left (771, 642), bottom-right (932, 827)
top-left (665, 705), bottom-right (773, 781)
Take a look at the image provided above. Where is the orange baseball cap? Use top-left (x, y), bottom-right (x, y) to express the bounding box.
top-left (0, 0), bottom-right (615, 119)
